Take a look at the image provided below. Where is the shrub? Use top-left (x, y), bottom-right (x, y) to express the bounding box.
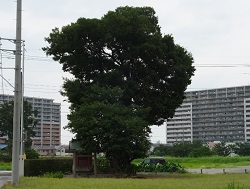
top-left (135, 162), bottom-right (186, 173)
top-left (97, 156), bottom-right (110, 173)
top-left (0, 149), bottom-right (12, 162)
top-left (189, 146), bottom-right (214, 157)
top-left (213, 142), bottom-right (231, 156)
top-left (25, 148), bottom-right (39, 159)
top-left (234, 143), bottom-right (250, 156)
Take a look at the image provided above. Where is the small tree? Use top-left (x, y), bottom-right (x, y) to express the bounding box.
top-left (235, 143), bottom-right (250, 156)
top-left (152, 141), bottom-right (214, 157)
top-left (152, 144), bottom-right (172, 156)
top-left (213, 142), bottom-right (231, 156)
top-left (189, 146), bottom-right (213, 157)
top-left (25, 147), bottom-right (39, 159)
top-left (0, 101), bottom-right (38, 149)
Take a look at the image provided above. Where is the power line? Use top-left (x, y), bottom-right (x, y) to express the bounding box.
top-left (2, 50), bottom-right (250, 67)
top-left (0, 74), bottom-right (14, 88)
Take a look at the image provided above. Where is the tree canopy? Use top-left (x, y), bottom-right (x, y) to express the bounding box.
top-left (43, 6), bottom-right (195, 173)
top-left (44, 6), bottom-right (195, 125)
top-left (0, 101), bottom-right (38, 147)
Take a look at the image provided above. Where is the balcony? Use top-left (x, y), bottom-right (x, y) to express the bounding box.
top-left (42, 141), bottom-right (51, 145)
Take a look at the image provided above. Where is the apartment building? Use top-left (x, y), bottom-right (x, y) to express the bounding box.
top-left (0, 94), bottom-right (61, 148)
top-left (166, 86), bottom-right (250, 144)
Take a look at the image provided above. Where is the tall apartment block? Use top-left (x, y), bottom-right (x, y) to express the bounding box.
top-left (166, 86), bottom-right (250, 144)
top-left (0, 94), bottom-right (61, 147)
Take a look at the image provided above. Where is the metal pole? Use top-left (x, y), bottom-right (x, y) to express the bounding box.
top-left (19, 41), bottom-right (25, 177)
top-left (12, 0), bottom-right (22, 185)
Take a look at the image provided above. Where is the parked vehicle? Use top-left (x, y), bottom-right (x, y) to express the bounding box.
top-left (140, 157), bottom-right (166, 165)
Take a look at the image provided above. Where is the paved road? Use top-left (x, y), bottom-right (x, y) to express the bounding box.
top-left (0, 171), bottom-right (11, 188)
top-left (187, 166), bottom-right (250, 174)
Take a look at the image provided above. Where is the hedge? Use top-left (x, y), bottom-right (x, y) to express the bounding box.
top-left (24, 158), bottom-right (73, 176)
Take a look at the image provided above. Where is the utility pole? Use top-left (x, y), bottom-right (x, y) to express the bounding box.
top-left (12, 0), bottom-right (22, 185)
top-left (19, 42), bottom-right (25, 177)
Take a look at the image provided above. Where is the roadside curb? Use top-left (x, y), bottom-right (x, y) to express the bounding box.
top-left (0, 171), bottom-right (11, 176)
top-left (187, 166), bottom-right (250, 174)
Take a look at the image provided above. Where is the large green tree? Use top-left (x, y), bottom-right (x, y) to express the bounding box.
top-left (0, 101), bottom-right (38, 148)
top-left (43, 6), bottom-right (195, 173)
top-left (66, 84), bottom-right (151, 172)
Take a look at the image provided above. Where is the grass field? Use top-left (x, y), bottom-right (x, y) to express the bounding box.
top-left (0, 162), bottom-right (11, 170)
top-left (3, 174), bottom-right (250, 189)
top-left (133, 156), bottom-right (250, 168)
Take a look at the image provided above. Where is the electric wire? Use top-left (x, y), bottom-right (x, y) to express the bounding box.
top-left (2, 51), bottom-right (250, 68)
top-left (2, 44), bottom-right (250, 105)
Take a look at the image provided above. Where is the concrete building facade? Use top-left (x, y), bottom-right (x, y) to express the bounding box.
top-left (0, 94), bottom-right (61, 148)
top-left (166, 86), bottom-right (250, 144)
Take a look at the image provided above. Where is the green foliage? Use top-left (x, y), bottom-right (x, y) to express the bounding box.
top-left (43, 6), bottom-right (195, 174)
top-left (24, 158), bottom-right (72, 176)
top-left (136, 162), bottom-right (186, 173)
top-left (0, 162), bottom-right (11, 170)
top-left (226, 181), bottom-right (245, 189)
top-left (40, 172), bottom-right (64, 179)
top-left (152, 144), bottom-right (172, 156)
top-left (0, 149), bottom-right (12, 162)
top-left (234, 143), bottom-right (250, 156)
top-left (153, 141), bottom-right (248, 158)
top-left (0, 101), bottom-right (38, 148)
top-left (0, 102), bottom-right (13, 138)
top-left (0, 140), bottom-right (13, 162)
top-left (213, 142), bottom-right (232, 156)
top-left (189, 146), bottom-right (214, 157)
top-left (43, 6), bottom-right (195, 126)
top-left (25, 147), bottom-right (39, 159)
top-left (65, 84), bottom-right (151, 173)
top-left (96, 156), bottom-right (110, 173)
top-left (152, 141), bottom-right (214, 157)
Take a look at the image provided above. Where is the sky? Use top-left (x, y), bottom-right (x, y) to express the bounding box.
top-left (1, 0), bottom-right (250, 144)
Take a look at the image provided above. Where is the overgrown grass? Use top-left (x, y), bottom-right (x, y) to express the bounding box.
top-left (3, 174), bottom-right (250, 189)
top-left (0, 162), bottom-right (11, 170)
top-left (133, 156), bottom-right (250, 168)
top-left (167, 156), bottom-right (250, 168)
top-left (226, 181), bottom-right (245, 189)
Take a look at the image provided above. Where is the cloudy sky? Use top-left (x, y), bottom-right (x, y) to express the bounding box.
top-left (1, 0), bottom-right (250, 144)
